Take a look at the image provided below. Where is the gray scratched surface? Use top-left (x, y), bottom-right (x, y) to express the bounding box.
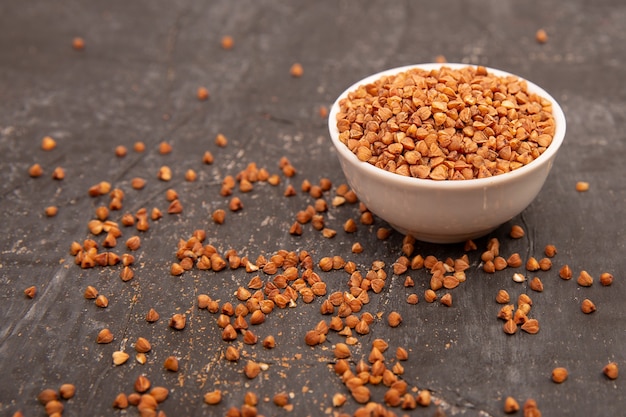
top-left (0, 1), bottom-right (625, 416)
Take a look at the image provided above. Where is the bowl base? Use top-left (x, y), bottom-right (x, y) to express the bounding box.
top-left (388, 223), bottom-right (500, 244)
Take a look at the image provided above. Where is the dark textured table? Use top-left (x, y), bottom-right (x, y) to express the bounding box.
top-left (1, 1), bottom-right (625, 416)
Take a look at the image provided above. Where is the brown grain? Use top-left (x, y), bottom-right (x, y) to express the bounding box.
top-left (496, 289), bottom-right (510, 304)
top-left (416, 389), bottom-right (431, 407)
top-left (157, 141), bottom-right (171, 155)
top-left (163, 356), bottom-right (179, 372)
top-left (529, 277), bottom-right (544, 292)
top-left (44, 206), bottom-right (58, 217)
top-left (290, 63), bottom-right (304, 77)
top-left (440, 293), bottom-right (453, 307)
top-left (169, 313), bottom-right (186, 330)
top-left (112, 351), bottom-right (129, 366)
top-left (577, 270), bottom-right (593, 287)
top-left (157, 166), bottom-right (172, 181)
top-left (37, 389), bottom-right (58, 404)
top-left (84, 286), bottom-right (98, 299)
top-left (581, 298), bottom-right (596, 314)
top-left (551, 367), bottom-right (568, 383)
top-left (243, 360), bottom-right (261, 379)
top-left (120, 266), bottom-right (134, 282)
top-left (559, 264), bottom-right (572, 280)
top-left (114, 145), bottom-right (127, 157)
top-left (131, 177), bottom-right (146, 190)
top-left (28, 163), bottom-right (43, 177)
top-left (600, 272), bottom-right (613, 286)
top-left (135, 337), bottom-right (151, 353)
top-left (575, 181), bottom-right (589, 192)
top-left (510, 225), bottom-right (525, 238)
top-left (406, 293), bottom-right (419, 304)
top-left (521, 319), bottom-right (540, 334)
top-left (335, 65), bottom-right (556, 180)
top-left (603, 362), bottom-right (619, 380)
top-left (24, 286), bottom-right (36, 299)
top-left (95, 294), bottom-right (108, 308)
top-left (149, 386), bottom-right (169, 403)
top-left (262, 335), bottom-right (276, 349)
top-left (51, 166), bottom-right (65, 180)
top-left (504, 397), bottom-right (520, 414)
top-left (273, 392), bottom-right (289, 407)
top-left (146, 308), bottom-right (160, 322)
top-left (526, 257), bottom-right (540, 271)
top-left (113, 393), bottom-right (129, 409)
top-left (535, 29), bottom-right (548, 44)
top-left (45, 400), bottom-right (63, 415)
top-left (167, 199), bottom-right (183, 214)
top-left (126, 236), bottom-right (141, 250)
top-left (197, 87), bottom-right (209, 101)
top-left (41, 136), bottom-right (57, 151)
top-left (544, 244), bottom-right (557, 257)
top-left (221, 35), bottom-right (234, 49)
top-left (71, 36), bottom-right (85, 50)
top-left (97, 328), bottom-right (114, 344)
top-left (503, 319), bottom-right (517, 335)
top-left (59, 383), bottom-right (76, 400)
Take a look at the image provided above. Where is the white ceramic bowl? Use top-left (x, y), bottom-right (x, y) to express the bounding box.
top-left (328, 63), bottom-right (566, 243)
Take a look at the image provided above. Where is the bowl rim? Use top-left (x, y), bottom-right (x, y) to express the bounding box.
top-left (328, 63), bottom-right (566, 190)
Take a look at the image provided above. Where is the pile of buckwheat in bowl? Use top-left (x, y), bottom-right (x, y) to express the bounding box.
top-left (328, 63), bottom-right (566, 243)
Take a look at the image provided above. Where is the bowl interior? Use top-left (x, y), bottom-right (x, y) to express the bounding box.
top-left (328, 63), bottom-right (566, 191)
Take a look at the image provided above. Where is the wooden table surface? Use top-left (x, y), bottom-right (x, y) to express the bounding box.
top-left (1, 1), bottom-right (625, 416)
